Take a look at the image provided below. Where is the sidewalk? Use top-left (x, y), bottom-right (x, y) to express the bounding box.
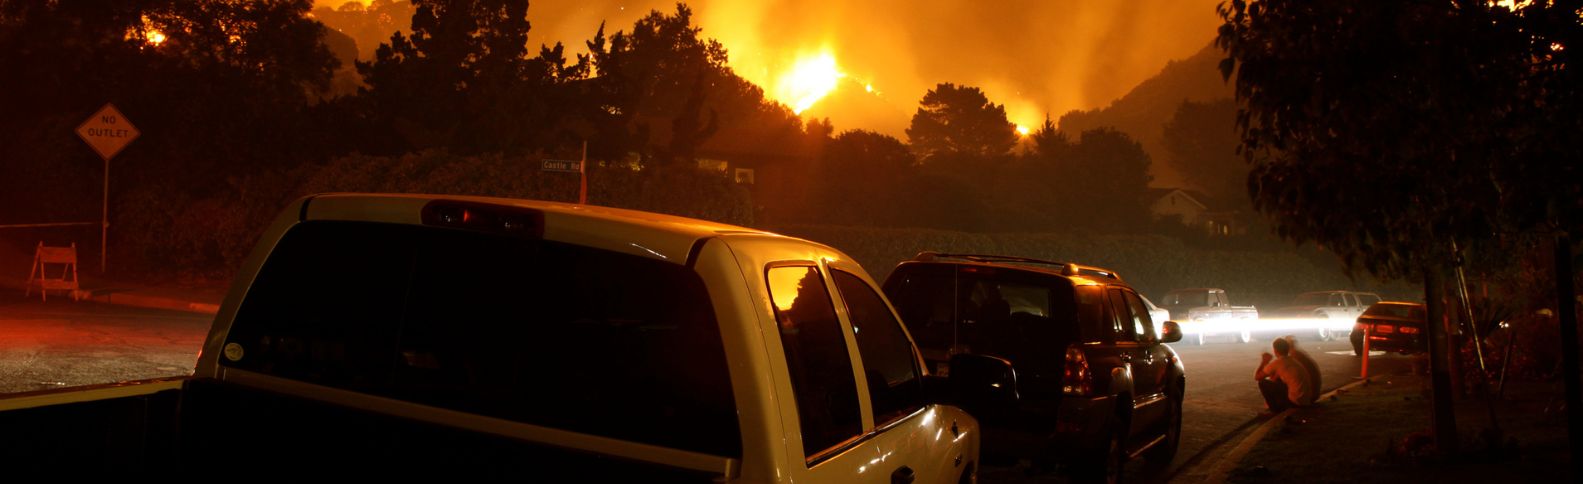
top-left (0, 274), bottom-right (223, 315)
top-left (0, 238), bottom-right (224, 315)
top-left (1189, 368), bottom-right (1572, 483)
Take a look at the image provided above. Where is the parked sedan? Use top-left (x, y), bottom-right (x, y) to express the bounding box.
top-left (1350, 302), bottom-right (1427, 356)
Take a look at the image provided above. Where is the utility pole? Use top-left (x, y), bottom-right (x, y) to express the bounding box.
top-left (1425, 268), bottom-right (1458, 454)
top-left (1556, 232), bottom-right (1580, 467)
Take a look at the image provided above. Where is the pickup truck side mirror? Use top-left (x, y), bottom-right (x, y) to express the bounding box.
top-left (1160, 320), bottom-right (1183, 344)
top-left (934, 353), bottom-right (1019, 421)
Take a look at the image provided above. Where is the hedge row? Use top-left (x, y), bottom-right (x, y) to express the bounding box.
top-left (112, 150), bottom-right (751, 281)
top-left (768, 224), bottom-right (1420, 309)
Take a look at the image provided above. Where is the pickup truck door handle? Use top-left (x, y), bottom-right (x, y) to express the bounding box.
top-left (892, 466), bottom-right (916, 484)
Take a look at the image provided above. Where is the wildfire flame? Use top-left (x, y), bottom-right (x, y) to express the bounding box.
top-left (777, 52), bottom-right (844, 115)
top-left (1016, 125), bottom-right (1031, 136)
top-left (130, 15), bottom-right (167, 47)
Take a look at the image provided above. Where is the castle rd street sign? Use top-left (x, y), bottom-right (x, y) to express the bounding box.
top-left (76, 103), bottom-right (139, 162)
top-left (542, 159), bottom-right (582, 173)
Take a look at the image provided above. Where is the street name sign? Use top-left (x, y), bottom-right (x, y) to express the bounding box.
top-left (542, 159), bottom-right (582, 173)
top-left (76, 103), bottom-right (139, 161)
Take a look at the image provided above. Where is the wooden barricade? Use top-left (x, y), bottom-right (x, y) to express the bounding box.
top-left (25, 242), bottom-right (79, 302)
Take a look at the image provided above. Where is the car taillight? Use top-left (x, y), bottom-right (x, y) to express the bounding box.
top-left (1399, 326), bottom-right (1420, 334)
top-left (1062, 346), bottom-right (1091, 396)
top-left (1375, 325), bottom-right (1396, 334)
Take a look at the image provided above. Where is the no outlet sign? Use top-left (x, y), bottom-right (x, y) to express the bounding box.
top-left (76, 103), bottom-right (139, 161)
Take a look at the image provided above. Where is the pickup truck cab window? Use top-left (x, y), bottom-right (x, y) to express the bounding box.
top-left (830, 269), bottom-right (924, 426)
top-left (766, 264), bottom-right (863, 460)
top-left (224, 221), bottom-right (741, 458)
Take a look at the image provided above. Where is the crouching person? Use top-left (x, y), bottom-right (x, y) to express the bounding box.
top-left (1255, 337), bottom-right (1315, 413)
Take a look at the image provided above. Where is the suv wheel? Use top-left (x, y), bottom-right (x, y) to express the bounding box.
top-left (1236, 329), bottom-right (1252, 344)
top-left (1145, 383), bottom-right (1183, 466)
top-left (1079, 414), bottom-right (1127, 484)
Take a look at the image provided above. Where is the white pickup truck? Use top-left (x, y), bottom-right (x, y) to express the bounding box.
top-left (1159, 288), bottom-right (1261, 344)
top-left (0, 194), bottom-right (985, 482)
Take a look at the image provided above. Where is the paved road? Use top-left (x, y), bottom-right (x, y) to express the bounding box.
top-left (0, 296), bottom-right (1422, 482)
top-left (982, 336), bottom-right (1416, 482)
top-left (0, 292), bottom-right (211, 394)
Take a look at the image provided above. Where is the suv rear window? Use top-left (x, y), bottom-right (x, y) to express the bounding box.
top-left (883, 264), bottom-right (1092, 356)
top-left (223, 221), bottom-right (740, 458)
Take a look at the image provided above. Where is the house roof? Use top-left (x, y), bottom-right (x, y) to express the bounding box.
top-left (1148, 187), bottom-right (1213, 210)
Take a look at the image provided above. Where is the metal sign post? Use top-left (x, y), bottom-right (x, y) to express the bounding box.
top-left (579, 141), bottom-right (588, 205)
top-left (75, 103), bottom-right (139, 274)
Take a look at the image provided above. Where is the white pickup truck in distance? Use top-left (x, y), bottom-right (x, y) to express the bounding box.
top-left (1159, 288), bottom-right (1261, 344)
top-left (1, 194), bottom-right (985, 482)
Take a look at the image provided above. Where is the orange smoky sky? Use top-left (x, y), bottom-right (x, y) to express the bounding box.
top-left (316, 0), bottom-right (1225, 137)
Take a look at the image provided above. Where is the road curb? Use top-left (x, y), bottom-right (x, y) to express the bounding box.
top-left (1199, 376), bottom-right (1376, 482)
top-left (73, 289), bottom-right (220, 315)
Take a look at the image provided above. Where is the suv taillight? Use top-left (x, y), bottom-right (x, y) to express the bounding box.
top-left (1062, 345), bottom-right (1091, 396)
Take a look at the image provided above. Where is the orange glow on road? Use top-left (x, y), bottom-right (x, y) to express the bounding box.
top-left (776, 52), bottom-right (844, 114)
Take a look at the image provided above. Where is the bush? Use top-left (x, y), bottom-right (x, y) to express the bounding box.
top-left (767, 224), bottom-right (1416, 306)
top-left (112, 150), bottom-right (751, 281)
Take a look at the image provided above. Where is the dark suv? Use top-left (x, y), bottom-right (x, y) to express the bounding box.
top-left (883, 253), bottom-right (1185, 481)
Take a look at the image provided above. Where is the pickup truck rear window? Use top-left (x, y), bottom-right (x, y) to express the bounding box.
top-left (224, 221), bottom-right (740, 458)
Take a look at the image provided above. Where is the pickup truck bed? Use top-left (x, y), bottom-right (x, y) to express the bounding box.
top-left (3, 377), bottom-right (719, 480)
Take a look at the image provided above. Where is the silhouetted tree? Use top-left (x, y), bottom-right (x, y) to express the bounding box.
top-left (0, 0), bottom-right (339, 275)
top-left (1218, 0), bottom-right (1546, 455)
top-left (665, 70), bottom-right (720, 164)
top-left (812, 130), bottom-right (917, 225)
top-left (358, 0), bottom-right (551, 154)
top-left (585, 4), bottom-right (800, 166)
top-left (1061, 128), bottom-right (1154, 230)
top-left (1029, 115), bottom-right (1073, 161)
top-left (1162, 99), bottom-right (1245, 208)
top-left (906, 83), bottom-right (1017, 159)
top-left (311, 0), bottom-right (416, 61)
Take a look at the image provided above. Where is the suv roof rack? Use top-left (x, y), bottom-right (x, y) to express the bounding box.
top-left (912, 252), bottom-right (1124, 281)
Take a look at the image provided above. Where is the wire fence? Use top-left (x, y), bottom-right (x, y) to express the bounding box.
top-left (0, 222), bottom-right (97, 229)
top-left (0, 223), bottom-right (103, 277)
